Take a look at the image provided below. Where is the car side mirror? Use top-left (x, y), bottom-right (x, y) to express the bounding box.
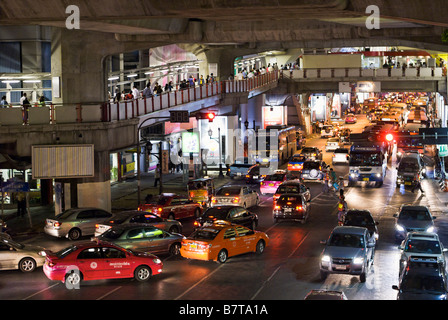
top-left (433, 217), bottom-right (437, 220)
top-left (392, 285), bottom-right (399, 291)
top-left (393, 214), bottom-right (398, 218)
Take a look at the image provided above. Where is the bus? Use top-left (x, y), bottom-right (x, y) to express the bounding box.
top-left (363, 97), bottom-right (379, 112)
top-left (252, 125), bottom-right (297, 165)
top-left (348, 143), bottom-right (387, 187)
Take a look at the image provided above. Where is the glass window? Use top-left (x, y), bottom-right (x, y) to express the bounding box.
top-left (95, 210), bottom-right (112, 218)
top-left (235, 226), bottom-right (253, 237)
top-left (143, 228), bottom-right (164, 239)
top-left (223, 228), bottom-right (236, 239)
top-left (76, 210), bottom-right (95, 220)
top-left (77, 247), bottom-right (102, 259)
top-left (102, 247), bottom-right (126, 259)
top-left (126, 228), bottom-right (144, 239)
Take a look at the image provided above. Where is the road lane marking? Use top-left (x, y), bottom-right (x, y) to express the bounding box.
top-left (174, 264), bottom-right (225, 300)
top-left (96, 286), bottom-right (122, 300)
top-left (250, 231), bottom-right (309, 300)
top-left (22, 283), bottom-right (60, 300)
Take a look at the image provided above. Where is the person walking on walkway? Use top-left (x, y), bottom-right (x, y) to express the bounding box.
top-left (411, 173), bottom-right (424, 194)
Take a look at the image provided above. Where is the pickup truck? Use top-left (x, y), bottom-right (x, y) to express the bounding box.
top-left (320, 226), bottom-right (375, 283)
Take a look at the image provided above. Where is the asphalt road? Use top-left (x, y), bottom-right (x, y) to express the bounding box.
top-left (2, 114), bottom-right (448, 304)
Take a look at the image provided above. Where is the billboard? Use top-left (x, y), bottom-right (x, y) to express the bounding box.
top-left (32, 144), bottom-right (94, 179)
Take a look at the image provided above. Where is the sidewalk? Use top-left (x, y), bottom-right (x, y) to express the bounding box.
top-left (1, 171), bottom-right (231, 237)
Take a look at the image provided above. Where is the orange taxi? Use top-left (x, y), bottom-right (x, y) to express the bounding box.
top-left (180, 221), bottom-right (269, 263)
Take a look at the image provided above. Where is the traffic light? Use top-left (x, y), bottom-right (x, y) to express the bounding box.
top-left (206, 112), bottom-right (215, 122)
top-left (196, 112), bottom-right (216, 122)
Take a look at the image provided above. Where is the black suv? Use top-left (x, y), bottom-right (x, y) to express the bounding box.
top-left (343, 209), bottom-right (379, 242)
top-left (392, 256), bottom-right (448, 300)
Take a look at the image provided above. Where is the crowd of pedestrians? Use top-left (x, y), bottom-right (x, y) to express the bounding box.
top-left (111, 72), bottom-right (218, 103)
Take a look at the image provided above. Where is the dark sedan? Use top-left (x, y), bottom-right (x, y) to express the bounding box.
top-left (194, 205), bottom-right (258, 230)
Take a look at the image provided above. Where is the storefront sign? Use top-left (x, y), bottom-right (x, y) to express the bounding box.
top-left (262, 106), bottom-right (286, 128)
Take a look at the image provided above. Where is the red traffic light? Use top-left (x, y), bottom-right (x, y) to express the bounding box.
top-left (385, 133), bottom-right (394, 142)
top-left (206, 112), bottom-right (216, 122)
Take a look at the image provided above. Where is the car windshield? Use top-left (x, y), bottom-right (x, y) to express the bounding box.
top-left (405, 239), bottom-right (442, 254)
top-left (301, 148), bottom-right (316, 153)
top-left (277, 185), bottom-right (300, 194)
top-left (334, 149), bottom-right (348, 154)
top-left (146, 195), bottom-right (171, 205)
top-left (277, 196), bottom-right (301, 205)
top-left (54, 245), bottom-right (78, 259)
top-left (398, 162), bottom-right (419, 172)
top-left (399, 209), bottom-right (432, 221)
top-left (303, 162), bottom-right (320, 170)
top-left (203, 207), bottom-right (230, 220)
top-left (266, 174), bottom-right (285, 182)
top-left (349, 152), bottom-right (383, 166)
top-left (55, 208), bottom-right (79, 219)
top-left (0, 238), bottom-right (24, 249)
top-left (344, 213), bottom-right (375, 227)
top-left (401, 274), bottom-right (446, 294)
top-left (101, 228), bottom-right (125, 240)
top-left (216, 187), bottom-right (240, 196)
top-left (328, 233), bottom-right (365, 248)
top-left (190, 228), bottom-right (220, 240)
top-left (290, 156), bottom-right (306, 162)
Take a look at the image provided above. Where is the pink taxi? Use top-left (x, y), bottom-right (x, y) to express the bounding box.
top-left (260, 171), bottom-right (288, 195)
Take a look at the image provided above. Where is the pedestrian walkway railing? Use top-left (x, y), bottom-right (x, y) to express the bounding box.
top-left (280, 67), bottom-right (446, 80)
top-left (0, 71), bottom-right (278, 126)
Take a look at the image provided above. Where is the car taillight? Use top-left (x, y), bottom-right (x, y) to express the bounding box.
top-left (190, 192), bottom-right (194, 198)
top-left (233, 197), bottom-right (239, 203)
top-left (194, 221), bottom-right (200, 227)
top-left (274, 205), bottom-right (280, 210)
top-left (246, 175), bottom-right (250, 178)
top-left (212, 197), bottom-right (216, 203)
top-left (296, 206), bottom-right (303, 211)
top-left (198, 243), bottom-right (212, 251)
top-left (54, 222), bottom-right (61, 228)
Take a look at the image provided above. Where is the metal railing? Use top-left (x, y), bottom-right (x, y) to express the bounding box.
top-left (280, 67), bottom-right (445, 80)
top-left (0, 71), bottom-right (279, 126)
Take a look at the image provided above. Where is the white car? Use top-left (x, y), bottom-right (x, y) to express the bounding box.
top-left (325, 138), bottom-right (340, 152)
top-left (398, 232), bottom-right (447, 274)
top-left (332, 148), bottom-right (350, 164)
top-left (44, 207), bottom-right (113, 240)
top-left (211, 186), bottom-right (259, 209)
top-left (321, 125), bottom-right (334, 138)
top-left (0, 235), bottom-right (45, 272)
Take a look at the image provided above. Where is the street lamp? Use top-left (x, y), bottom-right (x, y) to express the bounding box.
top-left (208, 127), bottom-right (224, 178)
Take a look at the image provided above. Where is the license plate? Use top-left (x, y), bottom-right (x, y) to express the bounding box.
top-left (237, 172), bottom-right (241, 176)
top-left (284, 208), bottom-right (292, 213)
top-left (334, 265), bottom-right (348, 270)
top-left (253, 176), bottom-right (258, 179)
top-left (405, 182), bottom-right (411, 185)
top-left (363, 178), bottom-right (369, 181)
top-left (189, 244), bottom-right (197, 249)
top-left (269, 183), bottom-right (274, 186)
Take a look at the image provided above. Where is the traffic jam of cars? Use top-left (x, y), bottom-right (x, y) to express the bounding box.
top-left (2, 94), bottom-right (447, 300)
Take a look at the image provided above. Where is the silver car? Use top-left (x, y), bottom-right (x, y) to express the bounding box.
top-left (0, 235), bottom-right (45, 272)
top-left (211, 186), bottom-right (259, 208)
top-left (96, 223), bottom-right (185, 256)
top-left (44, 207), bottom-right (113, 240)
top-left (94, 210), bottom-right (182, 237)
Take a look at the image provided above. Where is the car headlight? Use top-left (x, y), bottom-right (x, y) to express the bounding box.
top-left (321, 255), bottom-right (331, 263)
top-left (396, 224), bottom-right (405, 232)
top-left (153, 258), bottom-right (162, 264)
top-left (376, 173), bottom-right (381, 177)
top-left (353, 257), bottom-right (364, 265)
top-left (426, 226), bottom-right (435, 233)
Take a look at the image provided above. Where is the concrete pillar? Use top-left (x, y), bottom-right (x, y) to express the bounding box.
top-left (51, 27), bottom-right (108, 104)
top-left (197, 48), bottom-right (236, 81)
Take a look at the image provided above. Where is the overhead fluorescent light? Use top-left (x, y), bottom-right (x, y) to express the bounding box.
top-left (108, 76), bottom-right (119, 81)
top-left (127, 73), bottom-right (138, 78)
top-left (23, 79), bottom-right (41, 83)
top-left (1, 80), bottom-right (20, 84)
top-left (144, 71), bottom-right (154, 75)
